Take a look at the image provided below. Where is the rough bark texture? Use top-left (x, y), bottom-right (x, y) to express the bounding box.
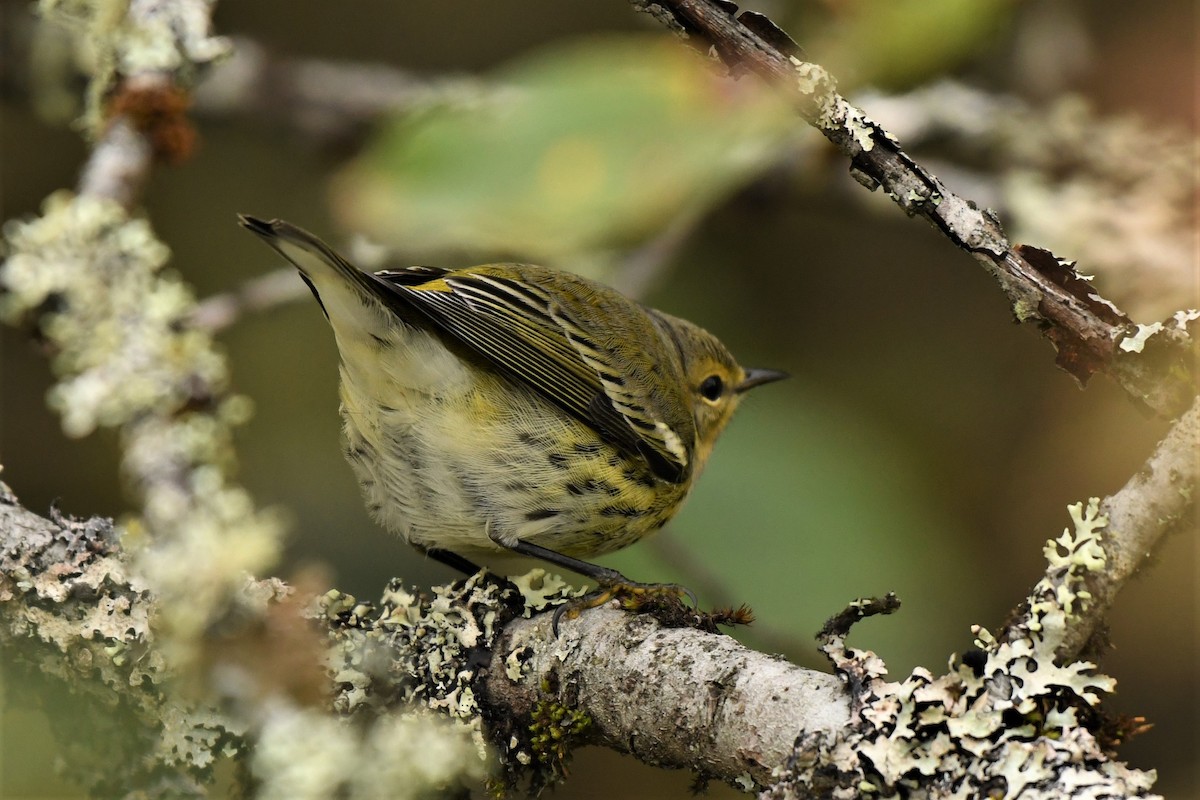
top-left (484, 607), bottom-right (850, 788)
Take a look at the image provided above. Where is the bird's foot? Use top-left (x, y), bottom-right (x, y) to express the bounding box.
top-left (550, 576), bottom-right (744, 635)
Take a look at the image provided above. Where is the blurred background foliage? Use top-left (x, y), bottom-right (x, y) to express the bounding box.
top-left (1, 0), bottom-right (1195, 797)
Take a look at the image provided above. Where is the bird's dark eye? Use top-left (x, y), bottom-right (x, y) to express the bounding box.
top-left (699, 375), bottom-right (724, 402)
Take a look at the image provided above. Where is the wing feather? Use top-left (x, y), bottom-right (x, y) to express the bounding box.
top-left (371, 265), bottom-right (692, 483)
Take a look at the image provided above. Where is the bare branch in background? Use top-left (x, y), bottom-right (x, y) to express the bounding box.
top-left (189, 266), bottom-right (309, 332)
top-left (192, 37), bottom-right (504, 151)
top-left (629, 0), bottom-right (1197, 420)
top-left (857, 80), bottom-right (1197, 322)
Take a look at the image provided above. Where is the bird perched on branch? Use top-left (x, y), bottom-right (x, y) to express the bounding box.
top-left (240, 215), bottom-right (785, 619)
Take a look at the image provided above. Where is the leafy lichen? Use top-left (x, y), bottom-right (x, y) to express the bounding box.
top-left (765, 500), bottom-right (1156, 799)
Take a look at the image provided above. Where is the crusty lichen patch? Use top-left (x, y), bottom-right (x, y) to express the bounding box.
top-left (765, 499), bottom-right (1159, 799)
top-left (1, 496), bottom-right (583, 797)
top-left (320, 569), bottom-right (589, 795)
top-left (2, 193), bottom-right (215, 436)
top-left (1, 193), bottom-right (284, 672)
top-left (0, 490), bottom-right (246, 793)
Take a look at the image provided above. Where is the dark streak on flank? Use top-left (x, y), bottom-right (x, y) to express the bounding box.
top-left (525, 508), bottom-right (560, 521)
top-left (518, 431), bottom-right (552, 448)
top-left (623, 468), bottom-right (657, 490)
top-left (565, 478), bottom-right (621, 498)
top-left (600, 505), bottom-right (643, 518)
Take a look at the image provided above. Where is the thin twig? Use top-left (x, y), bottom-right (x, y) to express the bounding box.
top-left (189, 266), bottom-right (309, 332)
top-left (194, 36), bottom-right (503, 150)
top-left (1046, 397), bottom-right (1198, 660)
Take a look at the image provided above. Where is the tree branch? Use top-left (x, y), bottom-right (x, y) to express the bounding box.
top-left (484, 607), bottom-right (849, 788)
top-left (1027, 396), bottom-right (1200, 661)
top-left (3, 3), bottom-right (1190, 797)
top-left (629, 0), bottom-right (1197, 418)
top-left (4, 481), bottom-right (1162, 796)
top-left (192, 37), bottom-right (500, 151)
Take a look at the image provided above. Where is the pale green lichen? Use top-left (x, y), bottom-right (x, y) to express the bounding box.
top-left (38, 0), bottom-right (230, 134)
top-left (1029, 498), bottom-right (1107, 632)
top-left (0, 499), bottom-right (249, 792)
top-left (323, 574), bottom-right (517, 751)
top-left (320, 571), bottom-right (590, 795)
top-left (2, 194), bottom-right (222, 436)
top-left (252, 707), bottom-right (483, 800)
top-left (788, 56), bottom-right (840, 127)
top-left (1119, 309), bottom-right (1200, 353)
top-left (767, 500), bottom-right (1154, 799)
top-left (1119, 322), bottom-right (1164, 354)
top-left (2, 193), bottom-right (285, 672)
top-left (1171, 309), bottom-right (1200, 328)
top-left (842, 105), bottom-right (876, 153)
top-left (505, 645), bottom-right (533, 682)
top-left (508, 568), bottom-right (587, 613)
top-left (1012, 295), bottom-right (1041, 322)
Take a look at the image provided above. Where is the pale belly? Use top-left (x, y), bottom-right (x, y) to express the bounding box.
top-left (338, 361), bottom-right (686, 561)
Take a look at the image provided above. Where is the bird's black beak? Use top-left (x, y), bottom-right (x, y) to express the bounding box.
top-left (736, 368), bottom-right (789, 393)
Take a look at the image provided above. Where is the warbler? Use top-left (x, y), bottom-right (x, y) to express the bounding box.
top-left (239, 215), bottom-right (785, 600)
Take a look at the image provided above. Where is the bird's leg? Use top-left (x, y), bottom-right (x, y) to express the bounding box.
top-left (418, 544), bottom-right (530, 606)
top-left (419, 546), bottom-right (484, 577)
top-left (493, 537), bottom-right (698, 635)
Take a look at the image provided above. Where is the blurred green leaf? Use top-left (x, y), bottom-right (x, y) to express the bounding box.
top-left (332, 35), bottom-right (795, 273)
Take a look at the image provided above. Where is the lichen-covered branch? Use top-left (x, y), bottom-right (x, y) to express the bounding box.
top-left (0, 481), bottom-right (848, 795)
top-left (191, 36), bottom-right (500, 150)
top-left (482, 606), bottom-right (849, 789)
top-left (629, 0), bottom-right (1197, 418)
top-left (3, 481), bottom-right (1162, 797)
top-left (1010, 396), bottom-right (1200, 661)
top-left (0, 482), bottom-right (247, 796)
top-left (0, 483), bottom-right (484, 798)
top-left (763, 572), bottom-right (1159, 799)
